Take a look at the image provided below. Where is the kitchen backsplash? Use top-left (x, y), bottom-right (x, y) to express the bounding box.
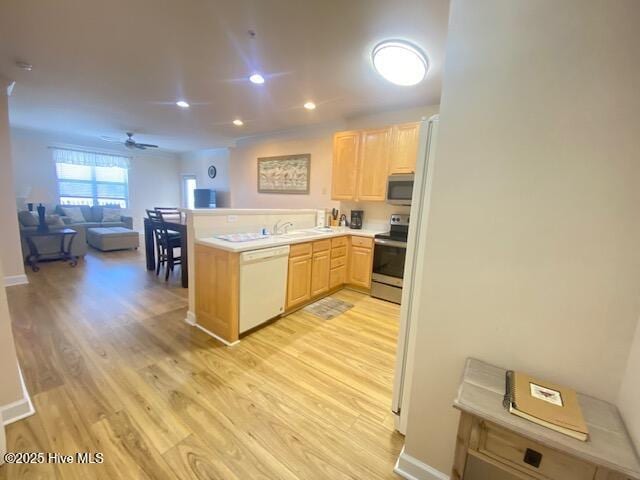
top-left (338, 201), bottom-right (411, 231)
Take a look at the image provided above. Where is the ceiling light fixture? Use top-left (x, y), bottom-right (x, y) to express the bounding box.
top-left (233, 119), bottom-right (244, 126)
top-left (249, 73), bottom-right (265, 85)
top-left (176, 100), bottom-right (190, 108)
top-left (303, 101), bottom-right (316, 110)
top-left (371, 40), bottom-right (428, 86)
top-left (16, 61), bottom-right (33, 71)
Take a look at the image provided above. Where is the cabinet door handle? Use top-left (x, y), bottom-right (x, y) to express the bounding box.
top-left (523, 448), bottom-right (543, 468)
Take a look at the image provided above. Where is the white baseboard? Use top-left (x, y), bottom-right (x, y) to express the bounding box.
top-left (193, 323), bottom-right (240, 347)
top-left (394, 446), bottom-right (449, 480)
top-left (1, 366), bottom-right (35, 426)
top-left (186, 313), bottom-right (239, 347)
top-left (4, 274), bottom-right (29, 287)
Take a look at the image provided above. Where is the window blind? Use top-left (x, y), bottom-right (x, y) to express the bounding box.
top-left (52, 148), bottom-right (130, 208)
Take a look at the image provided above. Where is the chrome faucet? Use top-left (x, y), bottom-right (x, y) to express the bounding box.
top-left (272, 220), bottom-right (294, 235)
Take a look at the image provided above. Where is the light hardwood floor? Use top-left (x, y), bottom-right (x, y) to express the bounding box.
top-left (1, 249), bottom-right (403, 479)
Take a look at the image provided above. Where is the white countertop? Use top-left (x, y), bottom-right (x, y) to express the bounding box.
top-left (196, 227), bottom-right (384, 253)
top-left (181, 208), bottom-right (320, 216)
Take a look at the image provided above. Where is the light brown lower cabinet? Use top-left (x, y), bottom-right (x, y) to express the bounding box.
top-left (285, 235), bottom-right (375, 311)
top-left (310, 249), bottom-right (330, 297)
top-left (329, 266), bottom-right (346, 288)
top-left (330, 236), bottom-right (348, 290)
top-left (286, 252), bottom-right (312, 310)
top-left (194, 244), bottom-right (240, 344)
top-left (348, 238), bottom-right (373, 288)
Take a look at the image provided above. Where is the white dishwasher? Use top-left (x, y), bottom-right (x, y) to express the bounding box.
top-left (239, 245), bottom-right (290, 334)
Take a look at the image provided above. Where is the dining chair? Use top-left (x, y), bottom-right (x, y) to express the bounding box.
top-left (146, 209), bottom-right (182, 281)
top-left (154, 207), bottom-right (182, 224)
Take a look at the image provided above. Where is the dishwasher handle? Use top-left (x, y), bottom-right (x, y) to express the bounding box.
top-left (240, 245), bottom-right (290, 264)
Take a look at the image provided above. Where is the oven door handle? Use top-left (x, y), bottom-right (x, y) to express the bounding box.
top-left (374, 238), bottom-right (407, 248)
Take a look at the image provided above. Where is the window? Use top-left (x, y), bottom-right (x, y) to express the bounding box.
top-left (182, 175), bottom-right (197, 209)
top-left (53, 148), bottom-right (130, 207)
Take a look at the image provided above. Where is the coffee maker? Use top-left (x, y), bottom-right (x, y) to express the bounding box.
top-left (350, 210), bottom-right (363, 229)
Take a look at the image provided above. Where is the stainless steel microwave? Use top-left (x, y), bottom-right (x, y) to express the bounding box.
top-left (386, 174), bottom-right (414, 205)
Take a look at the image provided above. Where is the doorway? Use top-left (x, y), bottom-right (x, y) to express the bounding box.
top-left (182, 175), bottom-right (197, 209)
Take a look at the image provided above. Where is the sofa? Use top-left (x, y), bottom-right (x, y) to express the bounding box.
top-left (18, 205), bottom-right (133, 261)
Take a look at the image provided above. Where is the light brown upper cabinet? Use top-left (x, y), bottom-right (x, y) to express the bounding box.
top-left (357, 127), bottom-right (392, 201)
top-left (331, 131), bottom-right (360, 200)
top-left (332, 122), bottom-right (420, 201)
top-left (389, 122), bottom-right (421, 174)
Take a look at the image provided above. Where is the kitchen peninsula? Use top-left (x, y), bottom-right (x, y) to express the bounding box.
top-left (183, 208), bottom-right (382, 345)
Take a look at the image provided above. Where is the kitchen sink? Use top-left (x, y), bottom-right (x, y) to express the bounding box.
top-left (278, 230), bottom-right (319, 239)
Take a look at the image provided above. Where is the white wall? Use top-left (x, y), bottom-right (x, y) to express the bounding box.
top-left (0, 83), bottom-right (26, 413)
top-left (0, 89), bottom-right (26, 281)
top-left (229, 123), bottom-right (340, 210)
top-left (10, 128), bottom-right (182, 231)
top-left (403, 0), bottom-right (640, 474)
top-left (0, 257), bottom-right (23, 408)
top-left (618, 320), bottom-right (640, 449)
top-left (179, 148), bottom-right (230, 207)
top-left (343, 105), bottom-right (438, 131)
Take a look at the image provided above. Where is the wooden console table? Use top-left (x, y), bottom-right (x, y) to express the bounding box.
top-left (452, 358), bottom-right (640, 480)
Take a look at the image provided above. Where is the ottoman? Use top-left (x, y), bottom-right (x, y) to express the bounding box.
top-left (87, 227), bottom-right (140, 251)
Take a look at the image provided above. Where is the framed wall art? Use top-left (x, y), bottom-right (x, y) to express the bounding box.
top-left (257, 154), bottom-right (310, 194)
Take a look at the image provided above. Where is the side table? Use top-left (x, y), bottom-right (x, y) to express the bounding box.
top-left (452, 358), bottom-right (640, 480)
top-left (24, 228), bottom-right (79, 272)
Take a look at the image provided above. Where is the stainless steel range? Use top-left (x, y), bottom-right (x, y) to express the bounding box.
top-left (371, 214), bottom-right (409, 304)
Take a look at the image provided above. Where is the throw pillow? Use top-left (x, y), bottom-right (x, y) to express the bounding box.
top-left (18, 210), bottom-right (38, 227)
top-left (90, 205), bottom-right (104, 222)
top-left (62, 206), bottom-right (86, 223)
top-left (102, 207), bottom-right (121, 222)
top-left (45, 214), bottom-right (65, 227)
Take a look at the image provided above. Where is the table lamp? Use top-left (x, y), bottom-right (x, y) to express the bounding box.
top-left (25, 186), bottom-right (49, 231)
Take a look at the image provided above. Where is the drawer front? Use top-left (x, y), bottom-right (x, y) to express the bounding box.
top-left (331, 236), bottom-right (348, 248)
top-left (331, 256), bottom-right (347, 269)
top-left (313, 239), bottom-right (331, 252)
top-left (331, 245), bottom-right (347, 259)
top-left (477, 422), bottom-right (596, 480)
top-left (596, 472), bottom-right (631, 480)
top-left (350, 236), bottom-right (373, 249)
top-left (465, 453), bottom-right (531, 480)
top-left (289, 242), bottom-right (312, 258)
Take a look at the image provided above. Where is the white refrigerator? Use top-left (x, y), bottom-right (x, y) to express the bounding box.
top-left (391, 115), bottom-right (439, 434)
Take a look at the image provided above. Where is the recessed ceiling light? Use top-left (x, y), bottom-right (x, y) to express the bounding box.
top-left (233, 119), bottom-right (244, 126)
top-left (176, 100), bottom-right (190, 108)
top-left (372, 40), bottom-right (428, 86)
top-left (249, 73), bottom-right (265, 85)
top-left (303, 101), bottom-right (316, 110)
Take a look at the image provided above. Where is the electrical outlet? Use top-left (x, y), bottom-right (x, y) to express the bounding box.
top-left (227, 215), bottom-right (238, 222)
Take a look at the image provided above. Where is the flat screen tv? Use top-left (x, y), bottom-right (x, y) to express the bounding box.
top-left (193, 189), bottom-right (217, 208)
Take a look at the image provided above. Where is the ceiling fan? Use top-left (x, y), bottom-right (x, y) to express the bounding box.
top-left (100, 132), bottom-right (159, 150)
